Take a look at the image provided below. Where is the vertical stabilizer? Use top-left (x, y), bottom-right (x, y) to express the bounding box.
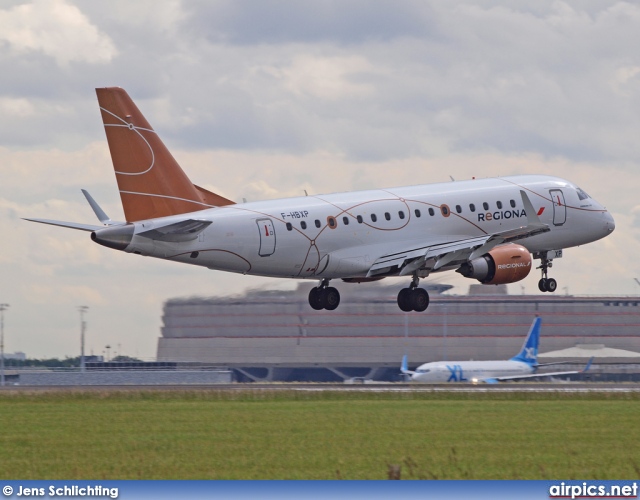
top-left (510, 317), bottom-right (541, 366)
top-left (96, 87), bottom-right (234, 222)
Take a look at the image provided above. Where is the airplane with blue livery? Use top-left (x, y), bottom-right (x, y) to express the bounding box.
top-left (401, 317), bottom-right (592, 383)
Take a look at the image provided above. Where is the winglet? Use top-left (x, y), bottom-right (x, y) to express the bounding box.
top-left (520, 190), bottom-right (543, 226)
top-left (401, 355), bottom-right (409, 373)
top-left (81, 189), bottom-right (123, 226)
top-left (400, 355), bottom-right (415, 376)
top-left (582, 357), bottom-right (594, 373)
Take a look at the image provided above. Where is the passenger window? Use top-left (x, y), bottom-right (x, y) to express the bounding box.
top-left (342, 216), bottom-right (349, 225)
top-left (415, 209), bottom-right (421, 218)
top-left (455, 205), bottom-right (462, 214)
top-left (469, 204), bottom-right (476, 212)
top-left (483, 202), bottom-right (489, 210)
top-left (286, 222), bottom-right (292, 231)
top-left (398, 211), bottom-right (405, 220)
top-left (428, 208), bottom-right (435, 216)
top-left (315, 219), bottom-right (321, 228)
top-left (328, 217), bottom-right (336, 228)
top-left (440, 205), bottom-right (450, 217)
top-left (496, 201), bottom-right (503, 209)
top-left (371, 214), bottom-right (377, 222)
top-left (357, 215), bottom-right (363, 224)
top-left (301, 221), bottom-right (307, 230)
top-left (510, 199), bottom-right (516, 208)
top-left (384, 212), bottom-right (391, 221)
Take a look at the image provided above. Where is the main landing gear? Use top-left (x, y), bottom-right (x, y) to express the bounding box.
top-left (537, 256), bottom-right (558, 293)
top-left (308, 280), bottom-right (341, 310)
top-left (397, 275), bottom-right (430, 312)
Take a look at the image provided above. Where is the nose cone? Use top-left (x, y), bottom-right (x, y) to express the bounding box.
top-left (604, 211), bottom-right (615, 234)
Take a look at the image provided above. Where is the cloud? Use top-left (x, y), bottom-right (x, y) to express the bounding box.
top-left (0, 0), bottom-right (117, 66)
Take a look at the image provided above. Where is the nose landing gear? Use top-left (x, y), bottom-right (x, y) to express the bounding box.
top-left (537, 256), bottom-right (557, 293)
top-left (397, 275), bottom-right (430, 312)
top-left (308, 280), bottom-right (341, 310)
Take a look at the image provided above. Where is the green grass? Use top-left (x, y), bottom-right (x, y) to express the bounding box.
top-left (0, 390), bottom-right (639, 479)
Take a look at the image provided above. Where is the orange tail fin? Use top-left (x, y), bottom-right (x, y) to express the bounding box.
top-left (96, 87), bottom-right (234, 222)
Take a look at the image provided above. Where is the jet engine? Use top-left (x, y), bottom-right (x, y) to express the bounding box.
top-left (457, 244), bottom-right (532, 285)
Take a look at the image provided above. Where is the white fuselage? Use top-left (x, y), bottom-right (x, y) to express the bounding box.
top-left (120, 175), bottom-right (614, 280)
top-left (409, 360), bottom-right (534, 383)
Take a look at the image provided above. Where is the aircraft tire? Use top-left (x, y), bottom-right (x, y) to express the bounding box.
top-left (308, 287), bottom-right (324, 310)
top-left (397, 288), bottom-right (413, 312)
top-left (411, 288), bottom-right (430, 312)
top-left (323, 287), bottom-right (341, 310)
top-left (538, 278), bottom-right (548, 292)
top-left (546, 278), bottom-right (557, 292)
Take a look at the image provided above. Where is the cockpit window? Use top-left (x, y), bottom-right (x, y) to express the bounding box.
top-left (576, 188), bottom-right (590, 201)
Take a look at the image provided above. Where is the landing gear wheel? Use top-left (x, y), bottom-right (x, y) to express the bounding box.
top-left (537, 255), bottom-right (558, 294)
top-left (308, 287), bottom-right (324, 310)
top-left (309, 284), bottom-right (341, 310)
top-left (397, 288), bottom-right (413, 312)
top-left (411, 288), bottom-right (430, 312)
top-left (546, 278), bottom-right (557, 293)
top-left (538, 278), bottom-right (558, 293)
top-left (538, 278), bottom-right (548, 293)
top-left (323, 287), bottom-right (341, 310)
top-left (397, 287), bottom-right (430, 312)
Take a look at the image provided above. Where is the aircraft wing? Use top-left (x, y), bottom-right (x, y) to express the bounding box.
top-left (366, 190), bottom-right (549, 278)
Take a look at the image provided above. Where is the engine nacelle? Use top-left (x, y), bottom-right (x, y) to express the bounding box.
top-left (457, 244), bottom-right (532, 285)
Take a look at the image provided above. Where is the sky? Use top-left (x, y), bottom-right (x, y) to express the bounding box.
top-left (0, 0), bottom-right (639, 359)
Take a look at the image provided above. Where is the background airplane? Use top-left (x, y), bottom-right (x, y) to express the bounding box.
top-left (400, 317), bottom-right (593, 383)
top-left (25, 88), bottom-right (615, 312)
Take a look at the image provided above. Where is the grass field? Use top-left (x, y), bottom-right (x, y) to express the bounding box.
top-left (0, 389), bottom-right (638, 479)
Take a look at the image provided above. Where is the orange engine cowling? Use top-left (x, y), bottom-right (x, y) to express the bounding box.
top-left (457, 244), bottom-right (532, 285)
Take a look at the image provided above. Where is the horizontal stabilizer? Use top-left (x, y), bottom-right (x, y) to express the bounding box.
top-left (23, 218), bottom-right (103, 232)
top-left (137, 219), bottom-right (212, 242)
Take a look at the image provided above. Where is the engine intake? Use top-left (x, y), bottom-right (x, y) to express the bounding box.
top-left (457, 244), bottom-right (532, 284)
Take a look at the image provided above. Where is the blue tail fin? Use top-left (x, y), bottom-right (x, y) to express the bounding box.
top-left (510, 317), bottom-right (541, 366)
top-left (401, 355), bottom-right (409, 374)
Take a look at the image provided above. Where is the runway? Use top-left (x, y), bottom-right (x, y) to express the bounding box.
top-left (1, 382), bottom-right (639, 393)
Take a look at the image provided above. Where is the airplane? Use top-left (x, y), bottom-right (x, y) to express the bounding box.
top-left (25, 87), bottom-right (615, 312)
top-left (400, 317), bottom-right (593, 383)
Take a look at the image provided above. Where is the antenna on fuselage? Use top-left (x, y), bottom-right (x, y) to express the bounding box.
top-left (304, 190), bottom-right (308, 196)
top-left (635, 278), bottom-right (640, 288)
top-left (449, 176), bottom-right (455, 182)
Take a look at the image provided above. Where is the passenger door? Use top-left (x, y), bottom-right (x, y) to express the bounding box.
top-left (256, 218), bottom-right (276, 256)
top-left (549, 189), bottom-right (566, 226)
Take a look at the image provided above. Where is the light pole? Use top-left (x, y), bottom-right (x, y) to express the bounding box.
top-left (78, 306), bottom-right (88, 372)
top-left (0, 304), bottom-right (9, 387)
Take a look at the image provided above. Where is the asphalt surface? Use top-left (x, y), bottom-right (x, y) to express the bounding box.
top-left (1, 382), bottom-right (639, 392)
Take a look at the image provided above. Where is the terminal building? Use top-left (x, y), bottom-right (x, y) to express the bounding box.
top-left (157, 283), bottom-right (640, 382)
